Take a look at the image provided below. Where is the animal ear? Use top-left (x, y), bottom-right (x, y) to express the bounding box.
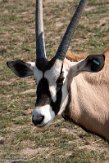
top-left (77, 54), bottom-right (105, 73)
top-left (69, 54), bottom-right (105, 79)
top-left (7, 60), bottom-right (35, 78)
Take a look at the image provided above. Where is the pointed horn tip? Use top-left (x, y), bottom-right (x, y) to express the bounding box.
top-left (54, 0), bottom-right (87, 60)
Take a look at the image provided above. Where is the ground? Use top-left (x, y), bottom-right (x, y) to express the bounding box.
top-left (0, 0), bottom-right (109, 162)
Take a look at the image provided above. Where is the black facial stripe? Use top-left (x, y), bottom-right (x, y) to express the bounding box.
top-left (50, 86), bottom-right (62, 115)
top-left (56, 64), bottom-right (64, 89)
top-left (36, 78), bottom-right (51, 106)
top-left (50, 64), bottom-right (64, 115)
top-left (36, 77), bottom-right (63, 113)
top-left (35, 64), bottom-right (64, 115)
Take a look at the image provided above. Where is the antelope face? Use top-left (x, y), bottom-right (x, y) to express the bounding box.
top-left (7, 0), bottom-right (105, 127)
top-left (7, 54), bottom-right (105, 127)
top-left (32, 58), bottom-right (64, 126)
top-left (33, 54), bottom-right (105, 127)
top-left (7, 58), bottom-right (64, 127)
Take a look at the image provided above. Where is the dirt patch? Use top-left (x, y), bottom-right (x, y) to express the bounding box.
top-left (20, 147), bottom-right (49, 158)
top-left (61, 127), bottom-right (84, 138)
top-left (0, 136), bottom-right (5, 145)
top-left (45, 0), bottom-right (73, 3)
top-left (98, 17), bottom-right (109, 27)
top-left (85, 6), bottom-right (96, 12)
top-left (20, 89), bottom-right (35, 95)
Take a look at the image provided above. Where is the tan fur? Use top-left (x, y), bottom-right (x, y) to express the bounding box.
top-left (66, 50), bottom-right (86, 62)
top-left (64, 50), bottom-right (109, 141)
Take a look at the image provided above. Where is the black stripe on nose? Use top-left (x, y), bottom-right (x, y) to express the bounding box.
top-left (36, 78), bottom-right (51, 106)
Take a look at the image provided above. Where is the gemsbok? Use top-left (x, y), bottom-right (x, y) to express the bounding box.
top-left (7, 0), bottom-right (109, 142)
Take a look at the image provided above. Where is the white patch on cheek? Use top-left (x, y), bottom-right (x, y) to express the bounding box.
top-left (32, 105), bottom-right (55, 126)
top-left (26, 62), bottom-right (35, 72)
top-left (49, 85), bottom-right (57, 102)
top-left (58, 66), bottom-right (69, 115)
top-left (44, 59), bottom-right (63, 102)
top-left (34, 67), bottom-right (43, 82)
top-left (58, 85), bottom-right (68, 115)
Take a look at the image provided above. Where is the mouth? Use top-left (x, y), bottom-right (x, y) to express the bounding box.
top-left (32, 119), bottom-right (53, 128)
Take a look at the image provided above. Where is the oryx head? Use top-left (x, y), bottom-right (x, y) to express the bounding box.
top-left (7, 0), bottom-right (105, 127)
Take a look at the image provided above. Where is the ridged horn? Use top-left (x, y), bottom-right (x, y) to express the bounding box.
top-left (54, 0), bottom-right (87, 60)
top-left (36, 0), bottom-right (46, 60)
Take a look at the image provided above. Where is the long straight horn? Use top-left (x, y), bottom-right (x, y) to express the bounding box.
top-left (55, 0), bottom-right (87, 60)
top-left (36, 0), bottom-right (46, 60)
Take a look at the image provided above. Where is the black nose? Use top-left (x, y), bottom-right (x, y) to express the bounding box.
top-left (32, 114), bottom-right (44, 126)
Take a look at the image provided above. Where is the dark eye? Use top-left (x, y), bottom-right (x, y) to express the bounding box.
top-left (56, 73), bottom-right (64, 87)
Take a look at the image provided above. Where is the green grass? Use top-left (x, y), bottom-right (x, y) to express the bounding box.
top-left (0, 0), bottom-right (109, 162)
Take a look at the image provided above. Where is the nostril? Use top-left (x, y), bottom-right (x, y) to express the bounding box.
top-left (32, 114), bottom-right (44, 125)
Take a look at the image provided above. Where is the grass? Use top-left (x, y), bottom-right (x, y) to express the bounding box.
top-left (0, 0), bottom-right (109, 162)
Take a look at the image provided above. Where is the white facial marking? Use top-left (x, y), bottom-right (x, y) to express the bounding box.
top-left (27, 62), bottom-right (35, 71)
top-left (32, 59), bottom-right (69, 125)
top-left (49, 85), bottom-right (57, 102)
top-left (45, 59), bottom-right (63, 102)
top-left (58, 85), bottom-right (68, 115)
top-left (58, 65), bottom-right (69, 115)
top-left (34, 67), bottom-right (43, 82)
top-left (32, 105), bottom-right (55, 126)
